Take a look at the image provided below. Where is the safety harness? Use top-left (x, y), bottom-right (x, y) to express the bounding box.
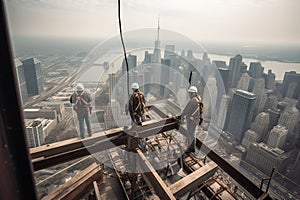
top-left (134, 92), bottom-right (145, 112)
top-left (191, 96), bottom-right (203, 116)
top-left (75, 91), bottom-right (89, 106)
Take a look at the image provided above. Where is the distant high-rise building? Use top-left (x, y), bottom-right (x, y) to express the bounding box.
top-left (249, 62), bottom-right (264, 79)
top-left (203, 76), bottom-right (217, 123)
top-left (22, 57), bottom-right (44, 96)
top-left (122, 54), bottom-right (137, 75)
top-left (282, 71), bottom-right (300, 99)
top-left (226, 89), bottom-right (256, 143)
top-left (14, 58), bottom-right (28, 105)
top-left (217, 67), bottom-right (229, 91)
top-left (263, 95), bottom-right (278, 112)
top-left (265, 69), bottom-right (276, 90)
top-left (109, 73), bottom-right (116, 103)
top-left (250, 112), bottom-right (270, 140)
top-left (278, 104), bottom-right (300, 146)
top-left (180, 49), bottom-right (185, 57)
top-left (267, 125), bottom-right (288, 149)
top-left (212, 60), bottom-right (227, 69)
top-left (186, 50), bottom-right (194, 59)
top-left (252, 78), bottom-right (267, 119)
top-left (164, 44), bottom-right (175, 59)
top-left (160, 59), bottom-right (171, 97)
top-left (142, 51), bottom-right (152, 64)
top-left (153, 20), bottom-right (161, 64)
top-left (267, 108), bottom-right (281, 134)
top-left (228, 54), bottom-right (244, 88)
top-left (242, 129), bottom-right (259, 149)
top-left (202, 52), bottom-right (210, 66)
top-left (26, 120), bottom-right (45, 148)
top-left (245, 142), bottom-right (288, 175)
top-left (237, 73), bottom-right (251, 91)
top-left (216, 95), bottom-right (231, 131)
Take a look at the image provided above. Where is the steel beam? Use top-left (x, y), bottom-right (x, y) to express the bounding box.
top-left (169, 161), bottom-right (218, 198)
top-left (136, 149), bottom-right (176, 200)
top-left (31, 117), bottom-right (179, 171)
top-left (177, 126), bottom-right (271, 199)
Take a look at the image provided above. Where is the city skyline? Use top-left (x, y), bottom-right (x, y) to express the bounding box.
top-left (4, 0), bottom-right (300, 45)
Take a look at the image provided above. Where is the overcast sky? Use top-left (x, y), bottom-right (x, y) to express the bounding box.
top-left (4, 0), bottom-right (300, 44)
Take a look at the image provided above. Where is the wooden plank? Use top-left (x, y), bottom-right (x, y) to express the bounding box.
top-left (93, 181), bottom-right (101, 200)
top-left (43, 162), bottom-right (103, 200)
top-left (169, 162), bottom-right (218, 198)
top-left (136, 149), bottom-right (176, 200)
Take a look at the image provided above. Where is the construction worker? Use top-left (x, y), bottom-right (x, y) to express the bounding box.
top-left (127, 83), bottom-right (146, 126)
top-left (70, 83), bottom-right (92, 139)
top-left (181, 86), bottom-right (204, 153)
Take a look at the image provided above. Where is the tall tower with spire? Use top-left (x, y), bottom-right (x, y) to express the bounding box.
top-left (153, 18), bottom-right (161, 64)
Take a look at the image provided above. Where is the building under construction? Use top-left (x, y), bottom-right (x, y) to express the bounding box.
top-left (0, 1), bottom-right (279, 200)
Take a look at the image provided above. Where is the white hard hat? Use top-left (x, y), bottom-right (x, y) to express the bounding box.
top-left (188, 86), bottom-right (197, 93)
top-left (131, 82), bottom-right (139, 89)
top-left (76, 83), bottom-right (84, 91)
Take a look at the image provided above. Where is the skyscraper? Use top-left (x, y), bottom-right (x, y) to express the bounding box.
top-left (242, 129), bottom-right (260, 149)
top-left (203, 76), bottom-right (217, 123)
top-left (160, 59), bottom-right (171, 97)
top-left (122, 54), bottom-right (137, 75)
top-left (164, 44), bottom-right (175, 59)
top-left (263, 95), bottom-right (278, 112)
top-left (228, 54), bottom-right (243, 88)
top-left (153, 19), bottom-right (161, 64)
top-left (282, 71), bottom-right (300, 99)
top-left (249, 62), bottom-right (264, 79)
top-left (226, 89), bottom-right (256, 143)
top-left (26, 120), bottom-right (45, 148)
top-left (216, 95), bottom-right (231, 131)
top-left (14, 58), bottom-right (28, 105)
top-left (250, 112), bottom-right (270, 139)
top-left (278, 104), bottom-right (300, 146)
top-left (218, 68), bottom-right (229, 93)
top-left (265, 69), bottom-right (276, 90)
top-left (109, 73), bottom-right (116, 103)
top-left (237, 73), bottom-right (251, 91)
top-left (22, 57), bottom-right (44, 96)
top-left (251, 78), bottom-right (267, 120)
top-left (267, 125), bottom-right (288, 149)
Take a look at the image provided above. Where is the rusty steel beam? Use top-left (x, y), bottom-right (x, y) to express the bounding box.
top-left (177, 126), bottom-right (270, 199)
top-left (32, 135), bottom-right (127, 171)
top-left (30, 127), bottom-right (124, 160)
top-left (169, 161), bottom-right (218, 198)
top-left (43, 162), bottom-right (103, 200)
top-left (136, 149), bottom-right (176, 200)
top-left (31, 117), bottom-right (179, 171)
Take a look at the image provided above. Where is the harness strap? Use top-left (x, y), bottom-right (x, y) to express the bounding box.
top-left (75, 91), bottom-right (89, 105)
top-left (191, 96), bottom-right (202, 116)
top-left (133, 92), bottom-right (145, 112)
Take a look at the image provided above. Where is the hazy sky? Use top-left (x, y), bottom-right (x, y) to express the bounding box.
top-left (4, 0), bottom-right (300, 44)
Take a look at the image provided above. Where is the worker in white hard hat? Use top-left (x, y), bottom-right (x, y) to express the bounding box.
top-left (127, 82), bottom-right (146, 125)
top-left (181, 86), bottom-right (204, 153)
top-left (70, 83), bottom-right (93, 139)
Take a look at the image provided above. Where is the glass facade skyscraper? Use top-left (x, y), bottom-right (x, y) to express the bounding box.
top-left (226, 89), bottom-right (256, 143)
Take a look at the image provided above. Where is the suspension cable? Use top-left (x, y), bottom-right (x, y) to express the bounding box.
top-left (118, 0), bottom-right (130, 98)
